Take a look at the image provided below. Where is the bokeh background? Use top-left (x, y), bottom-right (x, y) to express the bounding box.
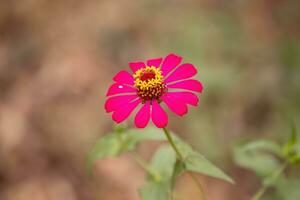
top-left (0, 0), bottom-right (299, 200)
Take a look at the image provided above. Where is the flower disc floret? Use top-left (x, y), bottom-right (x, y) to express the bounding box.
top-left (133, 66), bottom-right (166, 102)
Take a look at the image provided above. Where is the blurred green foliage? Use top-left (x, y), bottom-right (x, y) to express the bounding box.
top-left (88, 126), bottom-right (233, 200)
top-left (233, 121), bottom-right (300, 200)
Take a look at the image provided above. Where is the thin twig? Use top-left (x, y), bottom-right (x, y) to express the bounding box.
top-left (251, 162), bottom-right (288, 200)
top-left (163, 127), bottom-right (207, 200)
top-left (131, 152), bottom-right (161, 181)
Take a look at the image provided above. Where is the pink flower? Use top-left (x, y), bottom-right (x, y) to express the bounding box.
top-left (105, 53), bottom-right (203, 128)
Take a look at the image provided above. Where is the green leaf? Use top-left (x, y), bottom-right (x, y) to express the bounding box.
top-left (276, 179), bottom-right (300, 200)
top-left (126, 127), bottom-right (167, 142)
top-left (87, 133), bottom-right (122, 173)
top-left (139, 145), bottom-right (177, 200)
top-left (139, 181), bottom-right (171, 200)
top-left (149, 146), bottom-right (177, 181)
top-left (87, 127), bottom-right (167, 175)
top-left (113, 123), bottom-right (128, 133)
top-left (173, 137), bottom-right (234, 184)
top-left (287, 144), bottom-right (300, 164)
top-left (184, 152), bottom-right (234, 184)
top-left (233, 140), bottom-right (283, 178)
top-left (239, 140), bottom-right (284, 158)
top-left (283, 120), bottom-right (298, 157)
top-left (283, 121), bottom-right (300, 164)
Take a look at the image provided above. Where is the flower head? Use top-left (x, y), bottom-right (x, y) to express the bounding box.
top-left (105, 53), bottom-right (203, 128)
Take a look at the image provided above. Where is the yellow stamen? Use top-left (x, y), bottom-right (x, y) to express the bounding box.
top-left (133, 66), bottom-right (166, 101)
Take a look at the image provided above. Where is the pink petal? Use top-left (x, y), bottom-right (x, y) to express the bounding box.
top-left (112, 99), bottom-right (141, 123)
top-left (161, 94), bottom-right (188, 116)
top-left (105, 95), bottom-right (138, 113)
top-left (164, 63), bottom-right (197, 83)
top-left (151, 100), bottom-right (168, 128)
top-left (167, 79), bottom-right (203, 93)
top-left (113, 70), bottom-right (134, 85)
top-left (165, 92), bottom-right (199, 106)
top-left (161, 53), bottom-right (182, 76)
top-left (134, 101), bottom-right (151, 128)
top-left (146, 58), bottom-right (162, 68)
top-left (129, 62), bottom-right (145, 73)
top-left (106, 83), bottom-right (137, 96)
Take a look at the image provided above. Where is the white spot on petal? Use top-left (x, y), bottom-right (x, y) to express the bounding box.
top-left (118, 85), bottom-right (124, 89)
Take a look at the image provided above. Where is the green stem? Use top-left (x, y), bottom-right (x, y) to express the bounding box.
top-left (251, 162), bottom-right (288, 200)
top-left (162, 127), bottom-right (184, 160)
top-left (162, 127), bottom-right (207, 200)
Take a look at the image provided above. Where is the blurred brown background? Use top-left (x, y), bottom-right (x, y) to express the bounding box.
top-left (0, 0), bottom-right (299, 200)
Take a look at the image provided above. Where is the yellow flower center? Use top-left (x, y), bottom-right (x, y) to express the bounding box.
top-left (133, 66), bottom-right (166, 102)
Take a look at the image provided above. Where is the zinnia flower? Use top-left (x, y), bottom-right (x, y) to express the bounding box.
top-left (105, 53), bottom-right (203, 128)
